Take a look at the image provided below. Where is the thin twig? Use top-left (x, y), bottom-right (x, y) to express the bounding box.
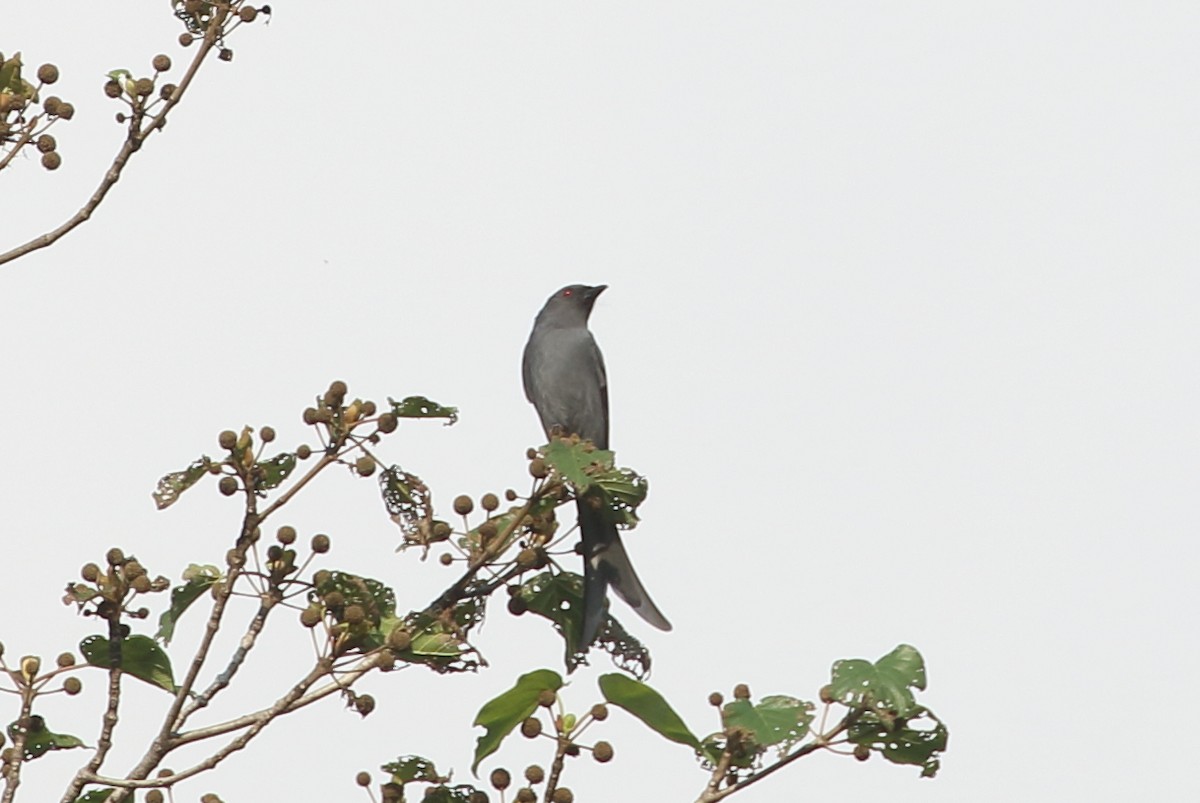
top-left (693, 710), bottom-right (863, 803)
top-left (0, 8), bottom-right (224, 267)
top-left (82, 655), bottom-right (353, 791)
top-left (427, 482), bottom-right (556, 614)
top-left (168, 652), bottom-right (383, 747)
top-left (174, 595), bottom-right (276, 728)
top-left (1, 692), bottom-right (35, 803)
top-left (0, 116), bottom-right (41, 173)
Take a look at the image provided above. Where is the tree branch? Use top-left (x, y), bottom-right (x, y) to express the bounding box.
top-left (0, 7), bottom-right (227, 268)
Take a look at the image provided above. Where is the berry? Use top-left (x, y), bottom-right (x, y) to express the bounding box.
top-left (489, 768), bottom-right (511, 791)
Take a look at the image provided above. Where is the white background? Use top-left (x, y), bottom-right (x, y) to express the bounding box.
top-left (4, 3), bottom-right (1198, 801)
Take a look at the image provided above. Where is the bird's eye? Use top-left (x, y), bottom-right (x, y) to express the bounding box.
top-left (563, 289), bottom-right (573, 297)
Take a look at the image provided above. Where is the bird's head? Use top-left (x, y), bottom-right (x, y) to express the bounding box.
top-left (537, 284), bottom-right (607, 326)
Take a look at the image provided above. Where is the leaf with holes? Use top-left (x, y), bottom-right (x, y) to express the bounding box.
top-left (254, 452), bottom-right (296, 491)
top-left (80, 634), bottom-right (176, 693)
top-left (152, 456), bottom-right (213, 510)
top-left (542, 439), bottom-right (613, 491)
top-left (471, 669), bottom-right (563, 774)
top-left (423, 786), bottom-right (487, 803)
top-left (591, 465), bottom-right (649, 527)
top-left (830, 644), bottom-right (926, 716)
top-left (517, 571), bottom-right (588, 670)
top-left (7, 715), bottom-right (86, 760)
top-left (389, 396), bottom-right (458, 424)
top-left (599, 673), bottom-right (701, 750)
top-left (722, 695), bottom-right (815, 751)
top-left (848, 706), bottom-right (948, 778)
top-left (156, 564), bottom-right (222, 645)
top-left (383, 755), bottom-right (448, 784)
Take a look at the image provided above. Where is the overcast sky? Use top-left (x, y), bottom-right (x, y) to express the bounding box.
top-left (4, 3), bottom-right (1198, 801)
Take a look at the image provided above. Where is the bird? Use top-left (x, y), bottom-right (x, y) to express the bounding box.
top-left (522, 283), bottom-right (672, 646)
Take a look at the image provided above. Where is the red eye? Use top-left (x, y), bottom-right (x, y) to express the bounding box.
top-left (563, 289), bottom-right (573, 297)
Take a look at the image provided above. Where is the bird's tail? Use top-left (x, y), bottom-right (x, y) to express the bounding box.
top-left (578, 500), bottom-right (672, 646)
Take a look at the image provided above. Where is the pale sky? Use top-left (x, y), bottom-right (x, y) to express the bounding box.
top-left (4, 3), bottom-right (1198, 801)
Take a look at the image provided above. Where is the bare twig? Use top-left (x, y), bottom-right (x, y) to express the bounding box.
top-left (542, 737), bottom-right (570, 802)
top-left (170, 651), bottom-right (385, 748)
top-left (175, 595), bottom-right (276, 728)
top-left (82, 654), bottom-right (362, 792)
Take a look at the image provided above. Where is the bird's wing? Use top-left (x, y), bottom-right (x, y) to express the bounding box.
top-left (592, 337), bottom-right (609, 450)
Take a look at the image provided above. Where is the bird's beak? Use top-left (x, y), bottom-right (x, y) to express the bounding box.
top-left (586, 285), bottom-right (608, 301)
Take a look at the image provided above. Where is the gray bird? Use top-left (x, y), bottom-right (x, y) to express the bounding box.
top-left (522, 284), bottom-right (672, 645)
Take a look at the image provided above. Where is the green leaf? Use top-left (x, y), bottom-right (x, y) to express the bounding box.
top-left (471, 669), bottom-right (563, 774)
top-left (540, 441), bottom-right (648, 526)
top-left (722, 695), bottom-right (815, 750)
top-left (7, 715), bottom-right (86, 760)
top-left (156, 564), bottom-right (222, 645)
top-left (830, 644), bottom-right (926, 716)
top-left (542, 439), bottom-right (613, 491)
top-left (254, 452), bottom-right (296, 491)
top-left (389, 612), bottom-right (478, 674)
top-left (517, 571), bottom-right (586, 665)
top-left (388, 395), bottom-right (458, 424)
top-left (848, 706), bottom-right (948, 778)
top-left (80, 634), bottom-right (176, 693)
top-left (0, 54), bottom-right (22, 94)
top-left (598, 674), bottom-right (701, 750)
top-left (382, 755), bottom-right (447, 784)
top-left (152, 457), bottom-right (212, 510)
top-left (409, 631), bottom-right (462, 657)
top-left (516, 571), bottom-right (651, 677)
top-left (74, 790), bottom-right (113, 803)
top-left (310, 572), bottom-right (398, 655)
top-left (591, 466), bottom-right (649, 526)
top-left (422, 785), bottom-right (487, 803)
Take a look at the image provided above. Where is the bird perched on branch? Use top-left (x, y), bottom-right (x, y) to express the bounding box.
top-left (522, 284), bottom-right (671, 645)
